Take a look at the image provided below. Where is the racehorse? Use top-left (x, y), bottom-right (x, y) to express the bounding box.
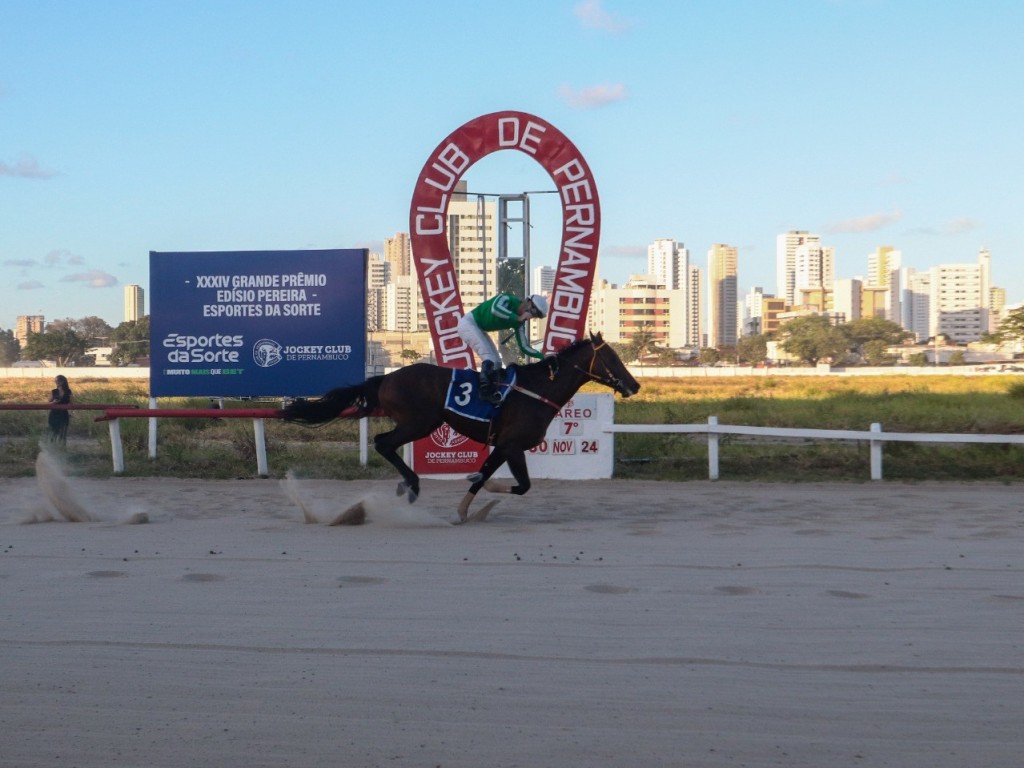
top-left (281, 332), bottom-right (640, 522)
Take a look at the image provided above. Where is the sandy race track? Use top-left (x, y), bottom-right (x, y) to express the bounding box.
top-left (1, 463), bottom-right (1022, 768)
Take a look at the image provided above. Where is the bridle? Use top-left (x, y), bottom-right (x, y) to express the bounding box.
top-left (510, 339), bottom-right (630, 409)
top-left (572, 340), bottom-right (630, 396)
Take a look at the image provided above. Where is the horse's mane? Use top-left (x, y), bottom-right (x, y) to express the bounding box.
top-left (553, 337), bottom-right (593, 358)
top-left (515, 336), bottom-right (594, 372)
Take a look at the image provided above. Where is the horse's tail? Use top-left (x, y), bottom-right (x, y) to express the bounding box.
top-left (281, 377), bottom-right (384, 424)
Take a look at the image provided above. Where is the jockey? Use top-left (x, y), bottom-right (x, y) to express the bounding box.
top-left (457, 293), bottom-right (548, 404)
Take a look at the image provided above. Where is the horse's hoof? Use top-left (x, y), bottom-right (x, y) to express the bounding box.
top-left (483, 480), bottom-right (512, 494)
top-left (396, 481), bottom-right (407, 497)
top-left (466, 472), bottom-right (483, 483)
top-left (468, 499), bottom-right (499, 522)
top-left (406, 488), bottom-right (418, 504)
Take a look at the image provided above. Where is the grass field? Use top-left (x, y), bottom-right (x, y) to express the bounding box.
top-left (4, 374), bottom-right (1024, 481)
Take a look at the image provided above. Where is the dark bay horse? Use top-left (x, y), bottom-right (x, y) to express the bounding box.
top-left (281, 332), bottom-right (640, 522)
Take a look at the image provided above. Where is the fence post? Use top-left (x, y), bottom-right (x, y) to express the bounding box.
top-left (148, 397), bottom-right (158, 460)
top-left (870, 422), bottom-right (883, 480)
top-left (708, 415), bottom-right (720, 480)
top-left (359, 416), bottom-right (369, 466)
top-left (253, 418), bottom-right (269, 477)
top-left (108, 419), bottom-right (124, 474)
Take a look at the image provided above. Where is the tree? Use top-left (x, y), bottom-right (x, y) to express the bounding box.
top-left (47, 316), bottom-right (113, 346)
top-left (400, 348), bottom-right (420, 364)
top-left (778, 315), bottom-right (849, 366)
top-left (21, 329), bottom-right (90, 366)
top-left (655, 347), bottom-right (677, 366)
top-left (736, 334), bottom-right (767, 364)
top-left (109, 316), bottom-right (150, 366)
top-left (0, 329), bottom-right (19, 366)
top-left (844, 317), bottom-right (912, 361)
top-left (990, 307), bottom-right (1024, 346)
top-left (699, 347), bottom-right (720, 366)
top-left (628, 325), bottom-right (657, 363)
top-left (496, 256), bottom-right (526, 297)
top-left (862, 339), bottom-right (893, 366)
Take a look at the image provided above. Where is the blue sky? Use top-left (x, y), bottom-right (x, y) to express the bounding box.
top-left (2, 0), bottom-right (1021, 331)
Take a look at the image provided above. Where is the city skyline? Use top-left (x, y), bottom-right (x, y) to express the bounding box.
top-left (3, 2), bottom-right (1021, 330)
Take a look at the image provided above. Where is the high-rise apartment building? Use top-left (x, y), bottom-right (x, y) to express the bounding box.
top-left (990, 286), bottom-right (1007, 332)
top-left (647, 239), bottom-right (689, 290)
top-left (707, 243), bottom-right (738, 348)
top-left (900, 249), bottom-right (992, 344)
top-left (794, 242), bottom-right (834, 297)
top-left (742, 287), bottom-right (769, 335)
top-left (532, 265), bottom-right (555, 297)
top-left (15, 315), bottom-right (45, 346)
top-left (776, 230), bottom-right (820, 306)
top-left (643, 240), bottom-right (701, 346)
top-left (930, 262), bottom-right (987, 344)
top-left (124, 284), bottom-right (145, 322)
top-left (447, 184), bottom-right (498, 313)
top-left (687, 264), bottom-right (703, 347)
top-left (905, 271), bottom-right (932, 342)
top-left (366, 252), bottom-right (390, 332)
top-left (384, 232), bottom-right (412, 278)
top-left (866, 246), bottom-right (901, 289)
top-left (866, 246), bottom-right (901, 320)
top-left (832, 278), bottom-right (863, 323)
top-left (384, 274), bottom-right (427, 334)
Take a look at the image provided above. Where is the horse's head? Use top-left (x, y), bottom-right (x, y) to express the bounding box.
top-left (583, 332), bottom-right (640, 398)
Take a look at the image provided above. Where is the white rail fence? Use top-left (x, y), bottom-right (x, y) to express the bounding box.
top-left (607, 417), bottom-right (1024, 480)
top-left (29, 402), bottom-right (1023, 480)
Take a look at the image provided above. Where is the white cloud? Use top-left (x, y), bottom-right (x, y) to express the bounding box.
top-left (943, 217), bottom-right (980, 235)
top-left (44, 249), bottom-right (86, 267)
top-left (602, 244), bottom-right (646, 259)
top-left (558, 82), bottom-right (628, 110)
top-left (573, 0), bottom-right (631, 34)
top-left (0, 154), bottom-right (58, 179)
top-left (17, 280), bottom-right (45, 290)
top-left (825, 210), bottom-right (903, 234)
top-left (59, 270), bottom-right (119, 288)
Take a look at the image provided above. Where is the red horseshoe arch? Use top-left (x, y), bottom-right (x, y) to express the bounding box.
top-left (409, 111), bottom-right (601, 368)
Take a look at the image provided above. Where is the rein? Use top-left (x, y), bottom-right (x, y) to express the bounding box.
top-left (509, 339), bottom-right (623, 409)
top-left (510, 383), bottom-right (561, 410)
top-left (572, 340), bottom-right (626, 393)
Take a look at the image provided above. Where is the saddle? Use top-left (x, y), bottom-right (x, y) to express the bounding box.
top-left (444, 367), bottom-right (517, 422)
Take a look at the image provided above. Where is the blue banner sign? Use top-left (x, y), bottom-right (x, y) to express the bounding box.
top-left (149, 249), bottom-right (366, 397)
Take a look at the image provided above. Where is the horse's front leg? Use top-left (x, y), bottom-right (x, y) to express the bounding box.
top-left (481, 449), bottom-right (531, 496)
top-left (374, 430), bottom-right (420, 503)
top-left (504, 450), bottom-right (531, 495)
top-left (458, 448), bottom-right (508, 522)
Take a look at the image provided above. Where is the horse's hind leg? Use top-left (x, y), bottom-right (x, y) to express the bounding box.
top-left (457, 447), bottom-right (512, 522)
top-left (374, 427), bottom-right (426, 503)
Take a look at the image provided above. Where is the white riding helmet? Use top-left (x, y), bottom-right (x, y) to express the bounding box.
top-left (529, 294), bottom-right (549, 318)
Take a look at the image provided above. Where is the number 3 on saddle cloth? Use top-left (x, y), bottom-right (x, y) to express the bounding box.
top-left (444, 367), bottom-right (518, 422)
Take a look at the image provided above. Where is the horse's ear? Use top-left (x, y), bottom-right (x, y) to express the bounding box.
top-left (590, 331), bottom-right (603, 343)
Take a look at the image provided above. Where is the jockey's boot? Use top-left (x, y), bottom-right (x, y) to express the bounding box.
top-left (479, 360), bottom-right (502, 405)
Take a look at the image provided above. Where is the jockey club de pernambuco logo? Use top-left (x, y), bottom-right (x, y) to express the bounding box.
top-left (429, 423), bottom-right (470, 450)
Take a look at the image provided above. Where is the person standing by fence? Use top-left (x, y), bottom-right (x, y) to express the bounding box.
top-left (47, 375), bottom-right (72, 444)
